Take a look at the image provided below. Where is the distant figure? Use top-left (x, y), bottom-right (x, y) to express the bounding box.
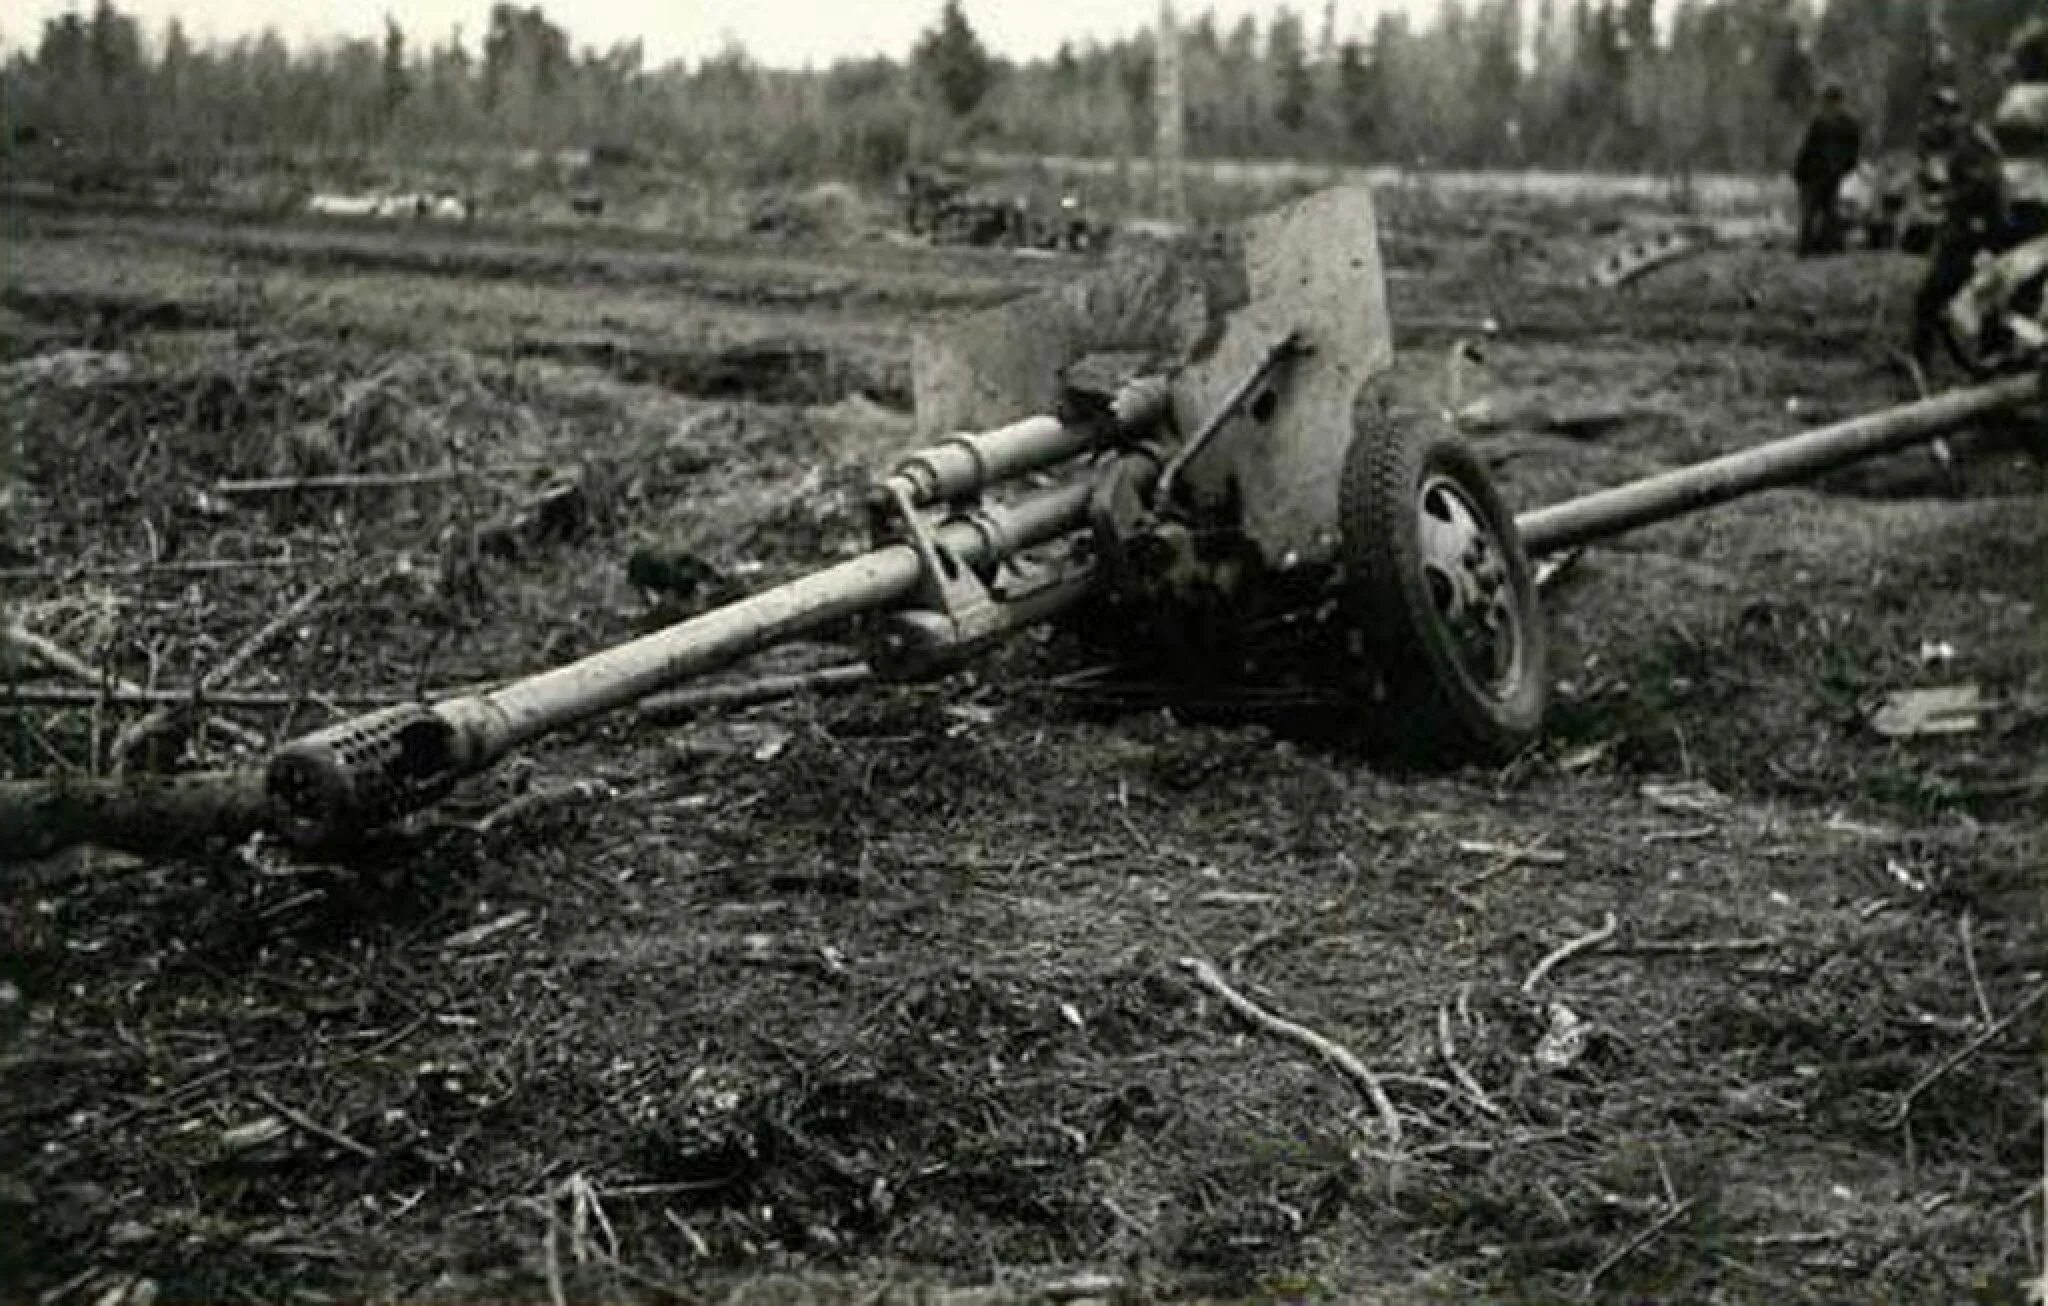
top-left (1793, 84), bottom-right (1864, 256)
top-left (1910, 85), bottom-right (2014, 368)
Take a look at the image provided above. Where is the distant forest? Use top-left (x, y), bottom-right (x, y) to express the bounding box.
top-left (3, 0), bottom-right (2043, 181)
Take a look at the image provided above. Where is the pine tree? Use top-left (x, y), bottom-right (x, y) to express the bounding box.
top-left (381, 17), bottom-right (410, 120)
top-left (1335, 37), bottom-right (1373, 149)
top-left (1268, 6), bottom-right (1311, 132)
top-left (912, 0), bottom-right (993, 118)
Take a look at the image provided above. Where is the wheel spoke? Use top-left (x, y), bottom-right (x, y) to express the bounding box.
top-left (1415, 477), bottom-right (1522, 696)
top-left (1418, 487), bottom-right (1479, 576)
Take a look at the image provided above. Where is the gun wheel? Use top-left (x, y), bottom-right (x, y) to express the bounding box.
top-left (1339, 397), bottom-right (1548, 762)
top-left (1942, 311), bottom-right (2038, 379)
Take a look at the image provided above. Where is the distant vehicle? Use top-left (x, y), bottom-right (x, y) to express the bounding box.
top-left (897, 164), bottom-right (971, 237)
top-left (896, 166), bottom-right (1101, 251)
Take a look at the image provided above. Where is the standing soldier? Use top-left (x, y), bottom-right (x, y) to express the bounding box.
top-left (1792, 84), bottom-right (1863, 256)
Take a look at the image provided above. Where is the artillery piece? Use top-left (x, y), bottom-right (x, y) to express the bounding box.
top-left (2, 186), bottom-right (2039, 861)
top-left (259, 187), bottom-right (1542, 849)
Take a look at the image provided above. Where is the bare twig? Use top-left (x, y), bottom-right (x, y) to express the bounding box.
top-left (1225, 917), bottom-right (1303, 973)
top-left (525, 1188), bottom-right (688, 1304)
top-left (1453, 836), bottom-right (1564, 894)
top-left (5, 622), bottom-right (138, 687)
top-left (1959, 910), bottom-right (1994, 1027)
top-left (473, 781), bottom-right (612, 839)
top-left (1179, 955), bottom-right (1403, 1144)
top-left (561, 1173), bottom-right (619, 1265)
top-left (1581, 1195), bottom-right (1699, 1297)
top-left (0, 683), bottom-right (449, 710)
top-left (442, 910), bottom-right (534, 951)
top-left (4, 623), bottom-right (268, 748)
top-left (1888, 346), bottom-right (1931, 401)
top-left (109, 581), bottom-right (336, 771)
top-left (634, 663), bottom-right (872, 724)
top-left (1521, 912), bottom-right (1620, 995)
top-left (1533, 547), bottom-right (1586, 593)
top-left (213, 463), bottom-right (550, 496)
top-left (249, 1087), bottom-right (377, 1160)
top-left (1641, 825), bottom-right (1716, 845)
top-left (540, 1200), bottom-right (568, 1306)
top-left (1606, 935), bottom-right (1785, 957)
top-left (1041, 1273), bottom-right (1126, 1301)
top-left (0, 555), bottom-right (314, 583)
top-left (1436, 1003), bottom-right (1504, 1117)
top-left (1884, 984), bottom-right (2047, 1128)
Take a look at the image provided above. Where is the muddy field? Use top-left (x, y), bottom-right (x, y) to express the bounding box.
top-left (1, 183), bottom-right (2043, 1304)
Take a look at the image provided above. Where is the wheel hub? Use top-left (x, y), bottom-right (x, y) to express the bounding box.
top-left (1416, 473), bottom-right (1524, 699)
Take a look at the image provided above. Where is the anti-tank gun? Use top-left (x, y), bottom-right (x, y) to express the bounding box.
top-left (2, 188), bottom-right (1543, 858)
top-left (259, 187), bottom-right (1543, 849)
top-left (3, 185), bottom-right (2038, 862)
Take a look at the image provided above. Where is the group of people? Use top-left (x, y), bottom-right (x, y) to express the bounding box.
top-left (1791, 18), bottom-right (2048, 368)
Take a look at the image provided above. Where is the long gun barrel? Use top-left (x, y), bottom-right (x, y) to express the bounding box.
top-left (1515, 373), bottom-right (2038, 555)
top-left (3, 313), bottom-right (2038, 863)
top-left (266, 416), bottom-right (1111, 847)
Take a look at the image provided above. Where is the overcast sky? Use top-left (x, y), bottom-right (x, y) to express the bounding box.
top-left (1, 1), bottom-right (1445, 67)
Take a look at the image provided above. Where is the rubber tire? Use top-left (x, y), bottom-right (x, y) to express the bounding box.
top-left (1941, 261), bottom-right (2048, 380)
top-left (1941, 309), bottom-right (2007, 380)
top-left (1339, 398), bottom-right (1548, 763)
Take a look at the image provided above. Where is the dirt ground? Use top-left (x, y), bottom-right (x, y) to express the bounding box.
top-left (1, 183), bottom-right (2043, 1305)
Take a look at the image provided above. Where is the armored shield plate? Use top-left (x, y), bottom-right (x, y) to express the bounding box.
top-left (911, 186), bottom-right (1392, 571)
top-left (911, 242), bottom-right (1220, 437)
top-left (1167, 186), bottom-right (1392, 570)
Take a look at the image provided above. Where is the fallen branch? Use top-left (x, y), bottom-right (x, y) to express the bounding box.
top-left (0, 768), bottom-right (266, 864)
top-left (1581, 1195), bottom-right (1699, 1296)
top-left (0, 683), bottom-right (439, 710)
top-left (1521, 911), bottom-right (1620, 995)
top-left (1453, 836), bottom-right (1565, 895)
top-left (541, 1199), bottom-right (568, 1306)
top-left (1532, 547), bottom-right (1587, 593)
top-left (442, 910), bottom-right (536, 951)
top-left (213, 463), bottom-right (549, 496)
top-left (1040, 1273), bottom-right (1126, 1301)
top-left (1455, 837), bottom-right (1567, 865)
top-left (473, 781), bottom-right (612, 839)
top-left (109, 581), bottom-right (336, 771)
top-left (5, 622), bottom-right (144, 688)
top-left (1436, 1003), bottom-right (1504, 1117)
top-left (3, 623), bottom-right (267, 751)
top-left (1640, 824), bottom-right (1716, 845)
top-left (1179, 955), bottom-right (1403, 1144)
top-left (1884, 984), bottom-right (2047, 1128)
top-left (0, 555), bottom-right (314, 583)
top-left (1959, 909), bottom-right (1994, 1027)
top-left (520, 1192), bottom-right (688, 1304)
top-left (1605, 934), bottom-right (1785, 956)
top-left (250, 1086), bottom-right (377, 1161)
top-left (635, 663), bottom-right (873, 724)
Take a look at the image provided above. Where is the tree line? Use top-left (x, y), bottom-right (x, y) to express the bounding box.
top-left (3, 0), bottom-right (2042, 185)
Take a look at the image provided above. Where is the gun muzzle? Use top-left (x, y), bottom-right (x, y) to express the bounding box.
top-left (265, 703), bottom-right (467, 847)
